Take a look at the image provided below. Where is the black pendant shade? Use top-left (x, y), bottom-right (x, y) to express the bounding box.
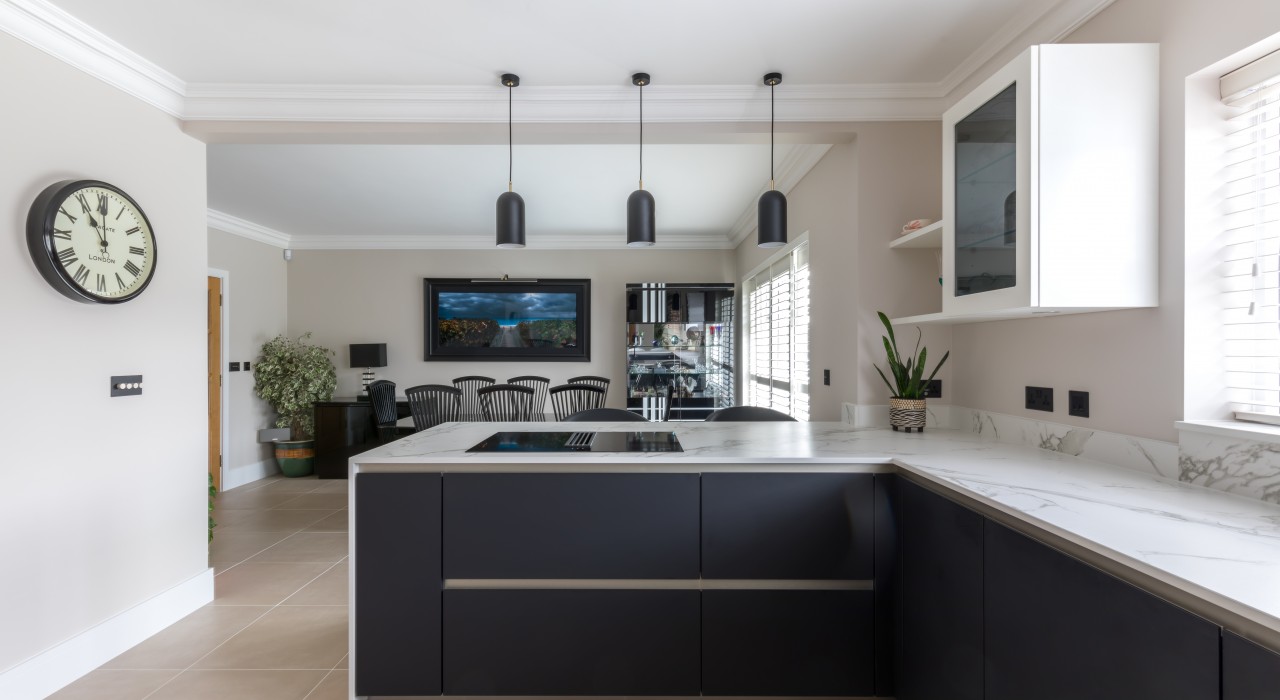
top-left (627, 189), bottom-right (655, 246)
top-left (496, 191), bottom-right (526, 248)
top-left (496, 73), bottom-right (525, 248)
top-left (627, 72), bottom-right (656, 247)
top-left (758, 72), bottom-right (788, 248)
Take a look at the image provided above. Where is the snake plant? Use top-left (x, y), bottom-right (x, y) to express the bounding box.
top-left (874, 311), bottom-right (949, 400)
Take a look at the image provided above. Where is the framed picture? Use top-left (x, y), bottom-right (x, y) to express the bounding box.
top-left (423, 278), bottom-right (591, 361)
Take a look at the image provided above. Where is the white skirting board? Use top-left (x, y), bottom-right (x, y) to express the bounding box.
top-left (223, 458), bottom-right (278, 491)
top-left (0, 568), bottom-right (214, 700)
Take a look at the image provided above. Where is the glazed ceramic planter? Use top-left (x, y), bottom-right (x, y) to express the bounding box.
top-left (273, 439), bottom-right (315, 477)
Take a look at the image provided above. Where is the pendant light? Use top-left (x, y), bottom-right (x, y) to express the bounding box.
top-left (757, 72), bottom-right (787, 248)
top-left (627, 72), bottom-right (656, 246)
top-left (496, 73), bottom-right (525, 248)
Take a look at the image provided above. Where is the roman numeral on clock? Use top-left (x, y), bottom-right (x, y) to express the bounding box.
top-left (96, 273), bottom-right (106, 293)
top-left (129, 246), bottom-right (145, 256)
top-left (125, 227), bottom-right (140, 236)
top-left (123, 260), bottom-right (141, 277)
top-left (116, 273), bottom-right (127, 290)
top-left (75, 193), bottom-right (92, 214)
top-left (58, 206), bottom-right (77, 224)
top-left (53, 228), bottom-right (72, 240)
top-left (57, 248), bottom-right (77, 266)
top-left (73, 265), bottom-right (88, 285)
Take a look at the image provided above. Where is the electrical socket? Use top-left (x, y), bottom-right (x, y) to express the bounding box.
top-left (823, 369), bottom-right (830, 386)
top-left (1025, 386), bottom-right (1053, 412)
top-left (229, 362), bottom-right (241, 372)
top-left (1069, 390), bottom-right (1090, 418)
top-left (925, 379), bottom-right (942, 398)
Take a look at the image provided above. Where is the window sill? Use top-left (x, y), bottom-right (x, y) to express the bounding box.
top-left (1176, 419), bottom-right (1280, 447)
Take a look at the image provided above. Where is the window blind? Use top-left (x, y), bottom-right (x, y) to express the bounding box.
top-left (743, 240), bottom-right (809, 420)
top-left (1222, 53), bottom-right (1280, 421)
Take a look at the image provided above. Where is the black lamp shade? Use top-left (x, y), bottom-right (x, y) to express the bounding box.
top-left (757, 189), bottom-right (788, 248)
top-left (627, 189), bottom-right (655, 247)
top-left (496, 191), bottom-right (526, 248)
top-left (349, 343), bottom-right (387, 368)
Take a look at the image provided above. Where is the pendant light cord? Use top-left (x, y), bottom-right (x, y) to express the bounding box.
top-left (508, 84), bottom-right (513, 192)
top-left (770, 81), bottom-right (775, 187)
top-left (639, 82), bottom-right (644, 189)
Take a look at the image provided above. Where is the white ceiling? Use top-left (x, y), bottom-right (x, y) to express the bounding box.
top-left (19, 0), bottom-right (1110, 248)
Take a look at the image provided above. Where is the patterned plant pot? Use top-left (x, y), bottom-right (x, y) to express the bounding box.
top-left (274, 439), bottom-right (315, 477)
top-left (889, 398), bottom-right (927, 433)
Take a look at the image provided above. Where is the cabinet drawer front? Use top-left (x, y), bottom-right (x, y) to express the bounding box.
top-left (443, 589), bottom-right (700, 695)
top-left (354, 472), bottom-right (441, 697)
top-left (984, 521), bottom-right (1219, 700)
top-left (444, 473), bottom-right (699, 579)
top-left (702, 473), bottom-right (873, 579)
top-left (1224, 631), bottom-right (1280, 700)
top-left (702, 590), bottom-right (874, 696)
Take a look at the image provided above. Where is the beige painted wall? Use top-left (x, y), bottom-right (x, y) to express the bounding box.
top-left (285, 249), bottom-right (734, 406)
top-left (946, 0), bottom-right (1280, 442)
top-left (0, 34), bottom-right (207, 672)
top-left (735, 125), bottom-right (947, 421)
top-left (208, 230), bottom-right (288, 483)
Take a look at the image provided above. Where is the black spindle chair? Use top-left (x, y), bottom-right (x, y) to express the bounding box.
top-left (507, 375), bottom-right (550, 417)
top-left (566, 375), bottom-right (611, 403)
top-left (452, 375), bottom-right (496, 420)
top-left (477, 384), bottom-right (537, 422)
top-left (405, 384), bottom-right (463, 431)
top-left (368, 379), bottom-right (411, 441)
top-left (704, 406), bottom-right (798, 422)
top-left (549, 384), bottom-right (608, 421)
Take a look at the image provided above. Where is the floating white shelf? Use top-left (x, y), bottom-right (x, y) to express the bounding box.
top-left (888, 220), bottom-right (943, 249)
top-left (891, 306), bottom-right (1135, 326)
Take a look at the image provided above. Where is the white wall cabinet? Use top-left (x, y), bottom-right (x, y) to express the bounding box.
top-left (896, 43), bottom-right (1158, 325)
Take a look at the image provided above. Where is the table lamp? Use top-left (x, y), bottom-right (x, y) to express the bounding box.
top-left (349, 343), bottom-right (387, 400)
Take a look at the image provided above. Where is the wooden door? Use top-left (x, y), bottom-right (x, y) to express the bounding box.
top-left (208, 276), bottom-right (222, 491)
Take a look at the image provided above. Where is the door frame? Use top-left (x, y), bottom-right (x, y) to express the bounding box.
top-left (209, 268), bottom-right (230, 490)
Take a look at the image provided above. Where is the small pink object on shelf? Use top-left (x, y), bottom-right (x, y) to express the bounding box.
top-left (899, 218), bottom-right (934, 236)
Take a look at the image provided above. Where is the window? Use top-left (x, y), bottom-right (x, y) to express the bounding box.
top-left (743, 237), bottom-right (810, 420)
top-left (1221, 50), bottom-right (1280, 422)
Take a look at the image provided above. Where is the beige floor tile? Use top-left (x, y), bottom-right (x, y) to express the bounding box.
top-left (208, 531), bottom-right (293, 564)
top-left (194, 605), bottom-right (348, 670)
top-left (304, 669), bottom-right (348, 700)
top-left (47, 669), bottom-right (177, 699)
top-left (284, 561), bottom-right (348, 605)
top-left (215, 508), bottom-right (336, 534)
top-left (215, 487), bottom-right (310, 511)
top-left (310, 480), bottom-right (350, 494)
top-left (102, 605), bottom-right (270, 670)
top-left (147, 669), bottom-right (327, 700)
top-left (303, 510), bottom-right (348, 533)
top-left (257, 477), bottom-right (326, 493)
top-left (248, 533), bottom-right (349, 564)
top-left (213, 561), bottom-right (335, 605)
top-left (273, 493), bottom-right (349, 510)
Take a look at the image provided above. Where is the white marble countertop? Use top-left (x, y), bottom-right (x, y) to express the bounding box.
top-left (351, 421), bottom-right (1280, 644)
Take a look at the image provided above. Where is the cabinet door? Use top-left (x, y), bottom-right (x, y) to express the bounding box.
top-left (354, 472), bottom-right (441, 697)
top-left (702, 473), bottom-right (873, 579)
top-left (313, 403), bottom-right (373, 479)
top-left (702, 590), bottom-right (874, 696)
top-left (984, 521), bottom-right (1219, 700)
top-left (443, 589), bottom-right (700, 695)
top-left (443, 473), bottom-right (699, 579)
top-left (1224, 630), bottom-right (1280, 700)
top-left (897, 479), bottom-right (983, 700)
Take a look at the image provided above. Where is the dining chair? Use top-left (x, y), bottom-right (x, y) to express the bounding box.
top-left (367, 379), bottom-right (411, 441)
top-left (452, 375), bottom-right (496, 420)
top-left (477, 384), bottom-right (537, 421)
top-left (563, 407), bottom-right (649, 422)
top-left (704, 406), bottom-right (798, 422)
top-left (549, 384), bottom-right (608, 421)
top-left (507, 375), bottom-right (550, 416)
top-left (566, 375), bottom-right (611, 402)
top-left (405, 384), bottom-right (463, 431)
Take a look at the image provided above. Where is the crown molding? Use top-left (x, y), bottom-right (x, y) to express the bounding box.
top-left (288, 232), bottom-right (736, 251)
top-left (207, 209), bottom-right (292, 248)
top-left (726, 144), bottom-right (834, 247)
top-left (0, 0), bottom-right (185, 115)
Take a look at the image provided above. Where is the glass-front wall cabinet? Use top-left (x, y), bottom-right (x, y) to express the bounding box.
top-left (625, 283), bottom-right (734, 421)
top-left (954, 82), bottom-right (1017, 298)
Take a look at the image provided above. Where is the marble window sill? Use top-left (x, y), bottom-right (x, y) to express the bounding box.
top-left (1177, 419), bottom-right (1280, 447)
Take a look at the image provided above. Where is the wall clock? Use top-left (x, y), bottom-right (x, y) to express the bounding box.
top-left (26, 179), bottom-right (157, 304)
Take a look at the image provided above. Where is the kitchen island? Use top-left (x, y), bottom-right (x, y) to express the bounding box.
top-left (349, 421), bottom-right (1280, 699)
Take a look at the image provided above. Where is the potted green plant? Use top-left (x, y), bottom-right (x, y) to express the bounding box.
top-left (874, 312), bottom-right (949, 432)
top-left (253, 333), bottom-right (337, 477)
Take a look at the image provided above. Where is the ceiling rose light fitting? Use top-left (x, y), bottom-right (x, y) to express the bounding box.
top-left (758, 72), bottom-right (788, 249)
top-left (627, 72), bottom-right (656, 247)
top-left (496, 73), bottom-right (526, 248)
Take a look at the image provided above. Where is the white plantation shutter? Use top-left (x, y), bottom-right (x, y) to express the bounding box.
top-left (1222, 50), bottom-right (1280, 420)
top-left (743, 239), bottom-right (810, 420)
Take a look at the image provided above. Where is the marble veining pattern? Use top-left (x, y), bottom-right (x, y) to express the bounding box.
top-left (1180, 430), bottom-right (1280, 505)
top-left (354, 420), bottom-right (1280, 635)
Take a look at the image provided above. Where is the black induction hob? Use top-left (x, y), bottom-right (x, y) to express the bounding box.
top-left (466, 431), bottom-right (683, 453)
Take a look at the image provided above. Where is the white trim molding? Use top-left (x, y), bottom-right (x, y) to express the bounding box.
top-left (207, 209), bottom-right (292, 248)
top-left (288, 231), bottom-right (738, 251)
top-left (0, 568), bottom-right (213, 700)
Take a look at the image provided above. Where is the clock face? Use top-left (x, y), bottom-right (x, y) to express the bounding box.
top-left (27, 180), bottom-right (157, 304)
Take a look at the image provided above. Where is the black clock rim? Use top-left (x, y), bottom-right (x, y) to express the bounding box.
top-left (27, 179), bottom-right (158, 305)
